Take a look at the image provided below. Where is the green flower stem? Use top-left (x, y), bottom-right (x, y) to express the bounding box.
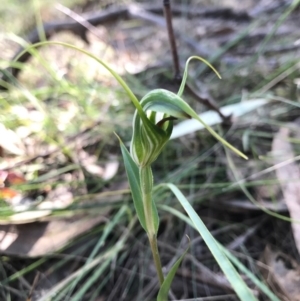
top-left (140, 166), bottom-right (164, 285)
top-left (148, 232), bottom-right (164, 286)
top-left (140, 166), bottom-right (155, 236)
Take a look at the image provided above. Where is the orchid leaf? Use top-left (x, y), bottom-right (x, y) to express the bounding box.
top-left (116, 134), bottom-right (146, 231)
top-left (117, 135), bottom-right (159, 234)
top-left (157, 244), bottom-right (189, 301)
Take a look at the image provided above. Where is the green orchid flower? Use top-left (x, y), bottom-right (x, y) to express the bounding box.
top-left (130, 89), bottom-right (190, 167)
top-left (15, 42), bottom-right (259, 300)
top-left (130, 86), bottom-right (247, 168)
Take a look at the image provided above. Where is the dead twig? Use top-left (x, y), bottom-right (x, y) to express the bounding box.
top-left (163, 0), bottom-right (230, 121)
top-left (163, 0), bottom-right (180, 80)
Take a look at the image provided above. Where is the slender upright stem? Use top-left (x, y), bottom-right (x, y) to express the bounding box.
top-left (140, 166), bottom-right (164, 285)
top-left (148, 232), bottom-right (164, 286)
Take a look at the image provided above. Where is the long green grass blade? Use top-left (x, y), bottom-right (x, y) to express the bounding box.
top-left (67, 206), bottom-right (127, 298)
top-left (157, 245), bottom-right (189, 301)
top-left (160, 204), bottom-right (281, 301)
top-left (71, 258), bottom-right (111, 301)
top-left (41, 246), bottom-right (123, 301)
top-left (116, 134), bottom-right (146, 231)
top-left (221, 247), bottom-right (281, 301)
top-left (165, 183), bottom-right (258, 301)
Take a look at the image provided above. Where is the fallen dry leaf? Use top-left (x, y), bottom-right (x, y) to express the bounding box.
top-left (0, 123), bottom-right (25, 156)
top-left (260, 246), bottom-right (300, 301)
top-left (0, 214), bottom-right (106, 257)
top-left (0, 187), bottom-right (19, 199)
top-left (272, 126), bottom-right (300, 254)
top-left (6, 210), bottom-right (52, 224)
top-left (6, 171), bottom-right (26, 185)
top-left (0, 170), bottom-right (27, 206)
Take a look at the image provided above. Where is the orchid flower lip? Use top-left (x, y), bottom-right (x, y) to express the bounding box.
top-left (156, 116), bottom-right (177, 128)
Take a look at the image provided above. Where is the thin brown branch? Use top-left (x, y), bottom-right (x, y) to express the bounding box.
top-left (163, 0), bottom-right (181, 79)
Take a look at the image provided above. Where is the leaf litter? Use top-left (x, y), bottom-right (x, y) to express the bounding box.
top-left (1, 0), bottom-right (300, 300)
top-left (272, 119), bottom-right (300, 254)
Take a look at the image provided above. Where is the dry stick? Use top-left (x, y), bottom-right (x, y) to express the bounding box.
top-left (163, 0), bottom-right (229, 121)
top-left (163, 0), bottom-right (181, 80)
top-left (55, 3), bottom-right (103, 40)
top-left (184, 84), bottom-right (230, 121)
top-left (27, 272), bottom-right (41, 301)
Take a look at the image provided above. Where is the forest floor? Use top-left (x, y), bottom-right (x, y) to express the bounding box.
top-left (1, 0), bottom-right (300, 300)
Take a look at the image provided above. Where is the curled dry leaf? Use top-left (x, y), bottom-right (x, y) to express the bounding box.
top-left (0, 171), bottom-right (26, 206)
top-left (260, 246), bottom-right (300, 301)
top-left (0, 177), bottom-right (111, 256)
top-left (0, 170), bottom-right (26, 187)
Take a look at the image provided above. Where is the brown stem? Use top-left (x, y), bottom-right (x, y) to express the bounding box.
top-left (184, 83), bottom-right (231, 122)
top-left (163, 0), bottom-right (181, 80)
top-left (163, 1), bottom-right (230, 123)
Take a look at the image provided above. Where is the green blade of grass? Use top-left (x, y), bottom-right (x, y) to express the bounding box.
top-left (70, 258), bottom-right (111, 301)
top-left (221, 247), bottom-right (280, 301)
top-left (41, 216), bottom-right (136, 301)
top-left (43, 245), bottom-right (123, 301)
top-left (66, 205), bottom-right (127, 298)
top-left (164, 183), bottom-right (258, 301)
top-left (160, 204), bottom-right (281, 301)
